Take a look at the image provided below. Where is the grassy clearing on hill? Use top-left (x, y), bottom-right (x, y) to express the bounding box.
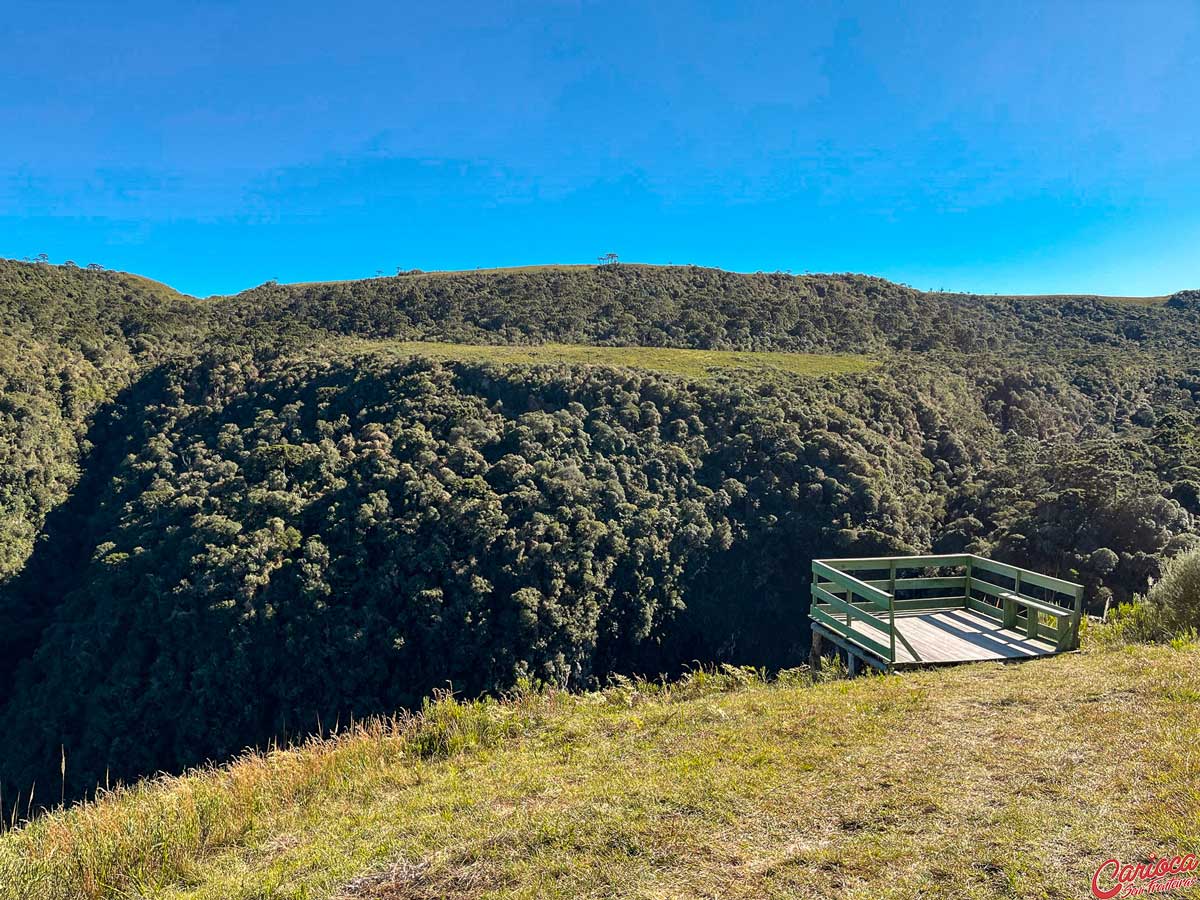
top-left (112, 271), bottom-right (193, 301)
top-left (354, 339), bottom-right (878, 380)
top-left (2, 642), bottom-right (1198, 900)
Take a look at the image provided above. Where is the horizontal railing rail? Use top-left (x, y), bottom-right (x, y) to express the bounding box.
top-left (820, 554), bottom-right (972, 571)
top-left (964, 555), bottom-right (1084, 651)
top-left (810, 559), bottom-right (891, 607)
top-left (967, 555), bottom-right (1082, 597)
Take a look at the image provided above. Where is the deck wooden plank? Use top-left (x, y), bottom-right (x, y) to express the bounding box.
top-left (890, 609), bottom-right (1057, 667)
top-left (809, 605), bottom-right (1062, 669)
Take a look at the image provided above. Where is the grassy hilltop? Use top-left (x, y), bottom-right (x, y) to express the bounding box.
top-left (2, 640), bottom-right (1197, 899)
top-left (356, 338), bottom-right (878, 379)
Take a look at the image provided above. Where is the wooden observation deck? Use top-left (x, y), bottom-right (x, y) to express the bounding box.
top-left (809, 554), bottom-right (1084, 673)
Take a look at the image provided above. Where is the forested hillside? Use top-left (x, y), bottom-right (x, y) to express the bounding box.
top-left (1, 258), bottom-right (1198, 808)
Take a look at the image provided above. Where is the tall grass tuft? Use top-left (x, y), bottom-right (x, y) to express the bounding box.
top-left (0, 691), bottom-right (525, 900)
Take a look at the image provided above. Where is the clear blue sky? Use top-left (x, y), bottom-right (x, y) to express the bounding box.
top-left (1, 1), bottom-right (1197, 298)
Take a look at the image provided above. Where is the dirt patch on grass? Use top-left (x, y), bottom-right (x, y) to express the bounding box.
top-left (334, 855), bottom-right (515, 900)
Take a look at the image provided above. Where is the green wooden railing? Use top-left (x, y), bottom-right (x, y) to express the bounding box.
top-left (810, 553), bottom-right (1085, 668)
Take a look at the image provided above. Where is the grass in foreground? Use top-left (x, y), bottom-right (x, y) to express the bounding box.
top-left (2, 643), bottom-right (1198, 899)
top-left (357, 340), bottom-right (878, 380)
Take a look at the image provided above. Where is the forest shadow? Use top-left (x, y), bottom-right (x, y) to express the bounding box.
top-left (0, 365), bottom-right (177, 689)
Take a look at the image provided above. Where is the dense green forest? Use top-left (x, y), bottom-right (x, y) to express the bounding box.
top-left (0, 258), bottom-right (1197, 806)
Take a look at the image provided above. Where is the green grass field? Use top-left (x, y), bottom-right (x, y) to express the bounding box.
top-left (356, 340), bottom-right (879, 380)
top-left (3, 641), bottom-right (1197, 900)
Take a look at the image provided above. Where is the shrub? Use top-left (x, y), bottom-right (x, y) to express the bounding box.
top-left (1102, 547), bottom-right (1200, 644)
top-left (1144, 546), bottom-right (1200, 637)
top-left (1101, 600), bottom-right (1171, 644)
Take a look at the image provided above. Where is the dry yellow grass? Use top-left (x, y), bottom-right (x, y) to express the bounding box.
top-left (1, 642), bottom-right (1197, 899)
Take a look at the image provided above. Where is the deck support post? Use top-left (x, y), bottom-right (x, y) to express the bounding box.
top-left (847, 652), bottom-right (861, 677)
top-left (809, 630), bottom-right (824, 673)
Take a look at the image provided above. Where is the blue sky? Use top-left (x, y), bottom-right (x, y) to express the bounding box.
top-left (1, 0), bottom-right (1197, 298)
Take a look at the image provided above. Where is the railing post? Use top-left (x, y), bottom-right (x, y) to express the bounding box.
top-left (888, 559), bottom-right (896, 664)
top-left (963, 557), bottom-right (973, 607)
top-left (1002, 593), bottom-right (1017, 629)
top-left (889, 592), bottom-right (896, 664)
top-left (1018, 572), bottom-right (1040, 639)
top-left (1070, 584), bottom-right (1084, 650)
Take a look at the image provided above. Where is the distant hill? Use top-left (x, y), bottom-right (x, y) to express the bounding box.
top-left (288, 262), bottom-right (1172, 305)
top-left (213, 263), bottom-right (1198, 353)
top-left (1, 257), bottom-right (1192, 355)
